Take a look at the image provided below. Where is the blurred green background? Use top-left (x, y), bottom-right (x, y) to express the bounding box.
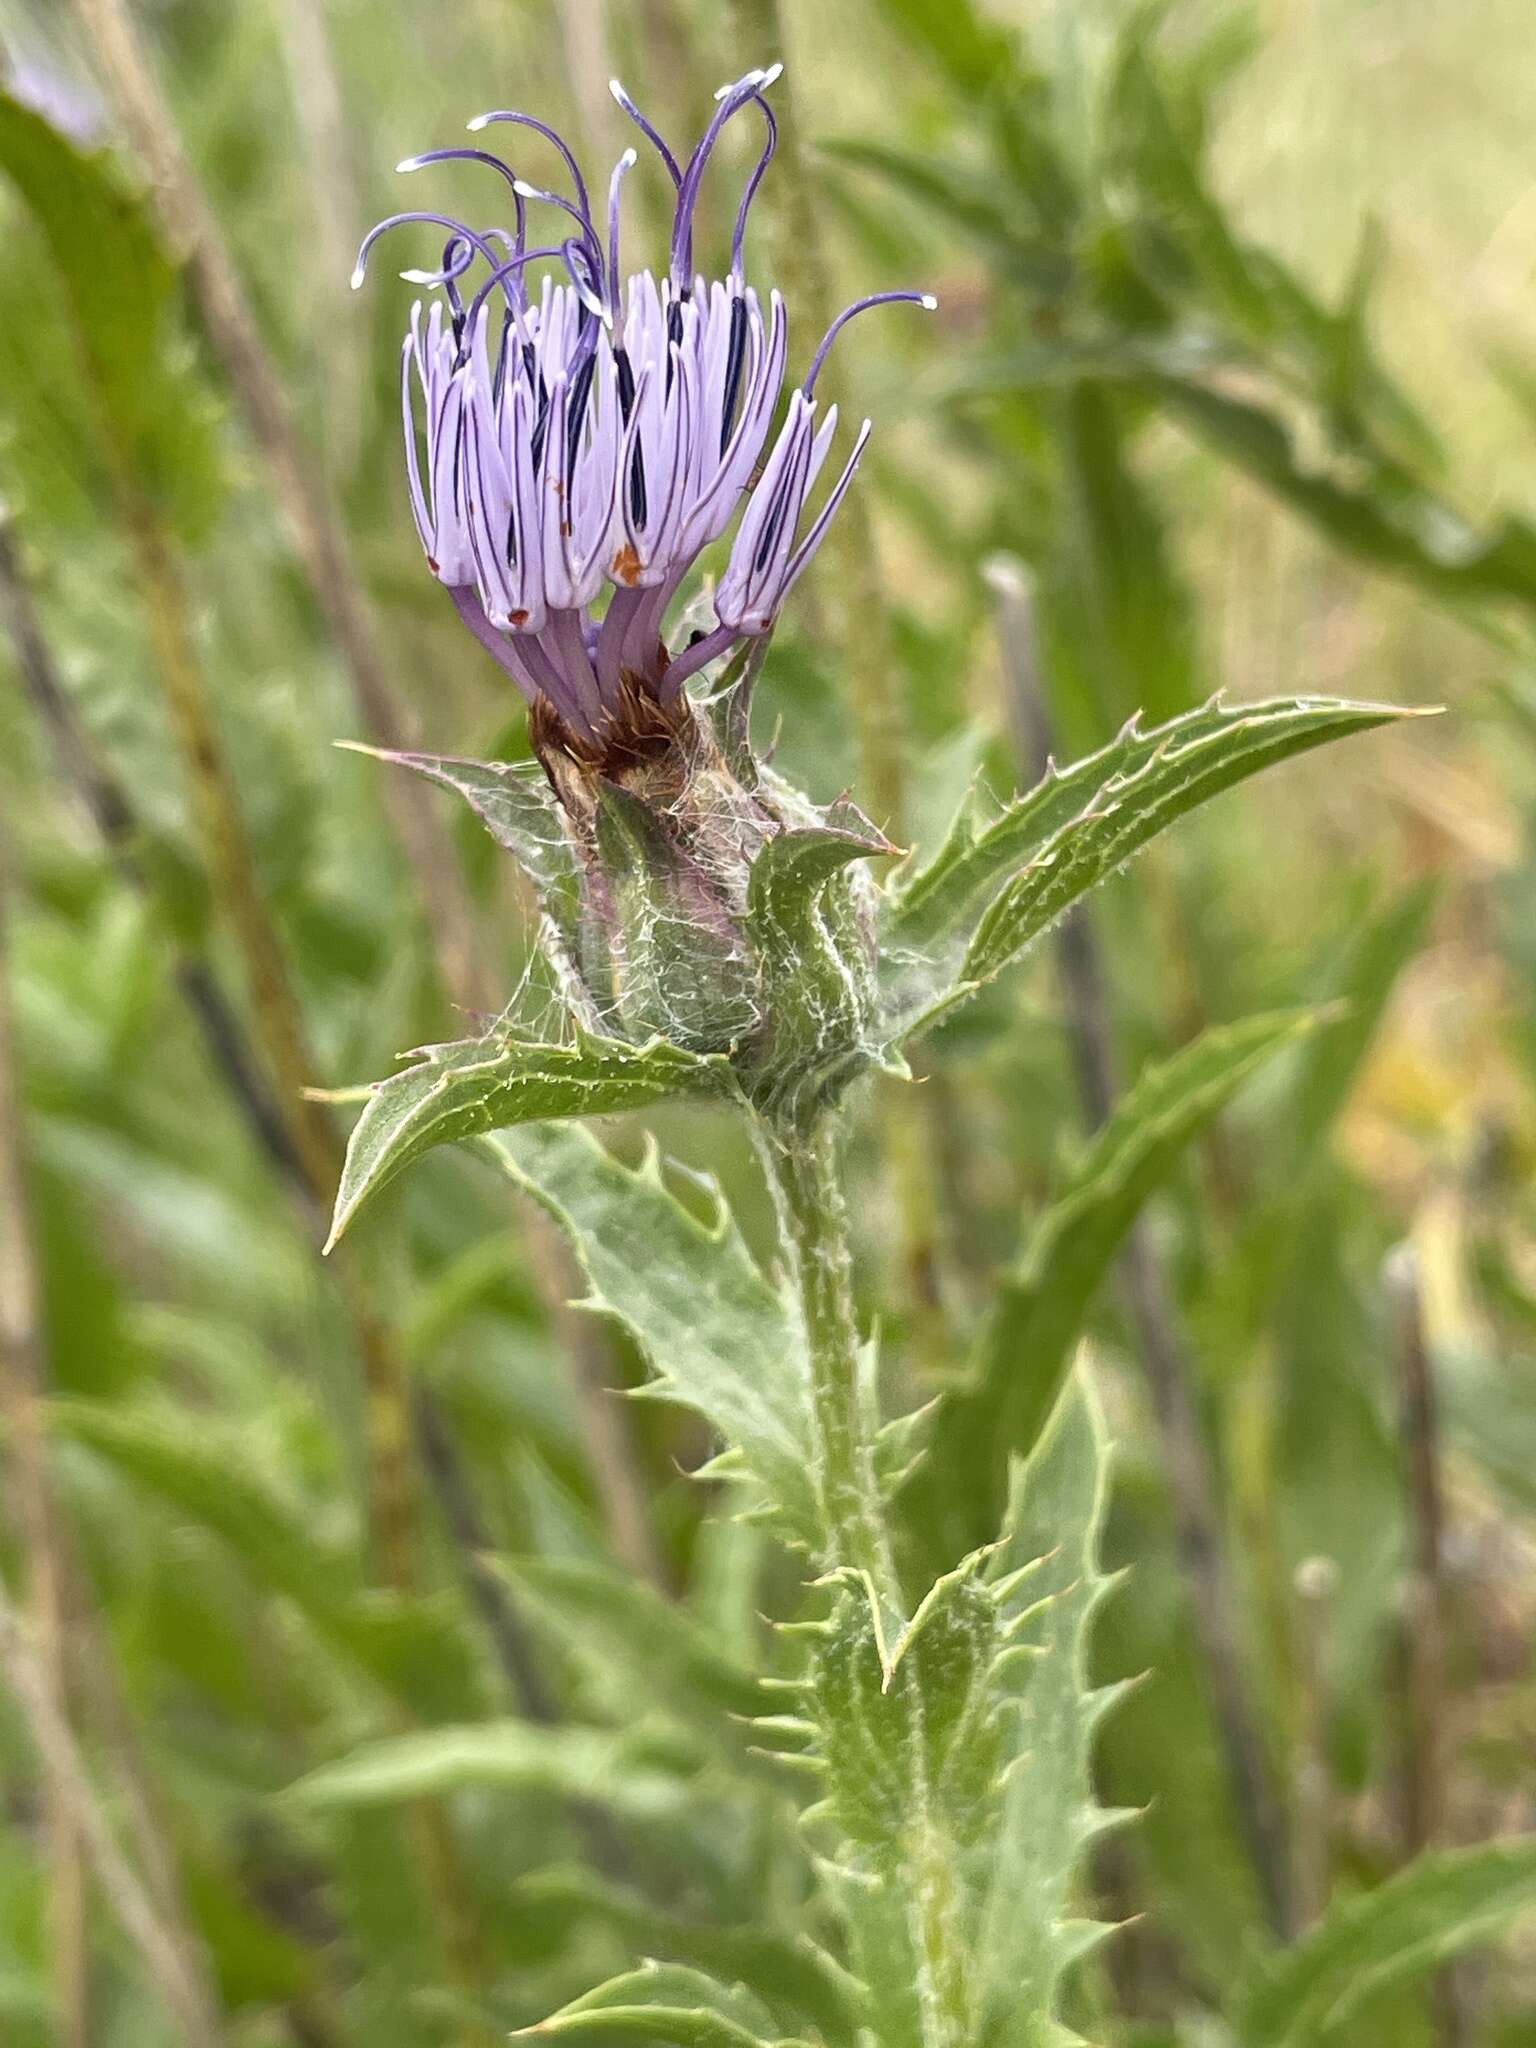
top-left (0, 0), bottom-right (1534, 2042)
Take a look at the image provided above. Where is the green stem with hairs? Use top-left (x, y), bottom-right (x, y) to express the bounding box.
top-left (758, 1118), bottom-right (897, 1602)
top-left (757, 1113), bottom-right (973, 2048)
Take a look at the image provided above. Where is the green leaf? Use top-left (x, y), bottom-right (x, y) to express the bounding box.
top-left (1152, 375), bottom-right (1536, 610)
top-left (743, 803), bottom-right (895, 1116)
top-left (1043, 383), bottom-right (1205, 750)
top-left (341, 745), bottom-right (595, 1021)
top-left (492, 1555), bottom-right (775, 1772)
top-left (920, 696), bottom-right (1412, 1030)
top-left (49, 1399), bottom-right (483, 1719)
top-left (533, 1965), bottom-right (795, 2048)
top-left (884, 696), bottom-right (1388, 958)
top-left (0, 92), bottom-right (221, 536)
top-left (806, 1561), bottom-right (1006, 2048)
top-left (811, 1557), bottom-right (1002, 1857)
top-left (516, 1873), bottom-right (862, 2045)
top-left (326, 1028), bottom-right (724, 1249)
top-left (821, 139), bottom-right (1030, 268)
top-left (867, 0), bottom-right (1016, 97)
top-left (906, 1009), bottom-right (1320, 1562)
top-left (287, 1721), bottom-right (687, 1820)
top-left (488, 1123), bottom-right (819, 1544)
top-left (979, 1371), bottom-right (1125, 2045)
top-left (1276, 878), bottom-right (1436, 1178)
top-left (1106, 33), bottom-right (1276, 342)
top-left (1239, 1839), bottom-right (1536, 2047)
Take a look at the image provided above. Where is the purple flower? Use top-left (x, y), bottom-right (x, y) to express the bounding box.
top-left (353, 69), bottom-right (933, 759)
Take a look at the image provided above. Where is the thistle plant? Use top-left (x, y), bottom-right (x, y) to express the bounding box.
top-left (332, 68), bottom-right (1408, 2047)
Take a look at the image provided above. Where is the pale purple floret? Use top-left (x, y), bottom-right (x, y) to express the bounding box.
top-left (353, 68), bottom-right (934, 751)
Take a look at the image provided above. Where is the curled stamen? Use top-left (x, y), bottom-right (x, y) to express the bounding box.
top-left (461, 243), bottom-right (569, 334)
top-left (607, 147), bottom-right (638, 323)
top-left (671, 66), bottom-right (782, 289)
top-left (801, 290), bottom-right (937, 396)
top-left (466, 108), bottom-right (593, 227)
top-left (352, 210), bottom-right (512, 296)
top-left (398, 232), bottom-right (474, 289)
top-left (362, 72), bottom-right (931, 726)
top-left (513, 176), bottom-right (605, 290)
top-left (730, 92), bottom-right (777, 282)
top-left (609, 79), bottom-right (682, 187)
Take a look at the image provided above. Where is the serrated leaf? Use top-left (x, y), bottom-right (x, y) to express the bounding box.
top-left (979, 1371), bottom-right (1122, 2045)
top-left (907, 1009), bottom-right (1319, 1562)
top-left (341, 745), bottom-right (595, 1021)
top-left (488, 1123), bottom-right (819, 1544)
top-left (744, 806), bottom-right (894, 1116)
top-left (929, 697), bottom-right (1411, 1026)
top-left (1239, 1838), bottom-right (1536, 2047)
top-left (326, 1029), bottom-right (724, 1249)
top-left (533, 1964), bottom-right (794, 2048)
top-left (0, 92), bottom-right (221, 537)
top-left (287, 1722), bottom-right (687, 1820)
top-left (811, 1559), bottom-right (1002, 1858)
top-left (885, 696), bottom-right (1281, 953)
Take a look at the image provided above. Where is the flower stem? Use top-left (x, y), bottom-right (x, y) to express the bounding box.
top-left (759, 1114), bottom-right (975, 2047)
top-left (758, 1116), bottom-right (898, 1605)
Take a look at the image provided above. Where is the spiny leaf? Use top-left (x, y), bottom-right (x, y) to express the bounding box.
top-left (883, 694), bottom-right (1392, 959)
top-left (744, 805), bottom-right (895, 1116)
top-left (488, 1123), bottom-right (819, 1544)
top-left (1240, 1838), bottom-right (1536, 2047)
top-left (922, 696), bottom-right (1414, 1028)
top-left (326, 1029), bottom-right (725, 1249)
top-left (286, 1722), bottom-right (688, 1820)
top-left (811, 1558), bottom-right (1003, 1856)
top-left (906, 1009), bottom-right (1320, 1562)
top-left (340, 745), bottom-right (594, 1019)
top-left (979, 1371), bottom-right (1123, 2044)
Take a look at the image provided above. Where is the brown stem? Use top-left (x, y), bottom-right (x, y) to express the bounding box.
top-left (0, 1579), bottom-right (223, 2046)
top-left (71, 0), bottom-right (489, 1017)
top-left (989, 557), bottom-right (1296, 1942)
top-left (1385, 1243), bottom-right (1465, 2044)
top-left (74, 0), bottom-right (665, 1572)
top-left (0, 825), bottom-right (91, 2045)
top-left (1291, 1554), bottom-right (1338, 1927)
top-left (0, 521), bottom-right (601, 1839)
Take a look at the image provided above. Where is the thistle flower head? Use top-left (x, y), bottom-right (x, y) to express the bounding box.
top-left (354, 69), bottom-right (933, 765)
